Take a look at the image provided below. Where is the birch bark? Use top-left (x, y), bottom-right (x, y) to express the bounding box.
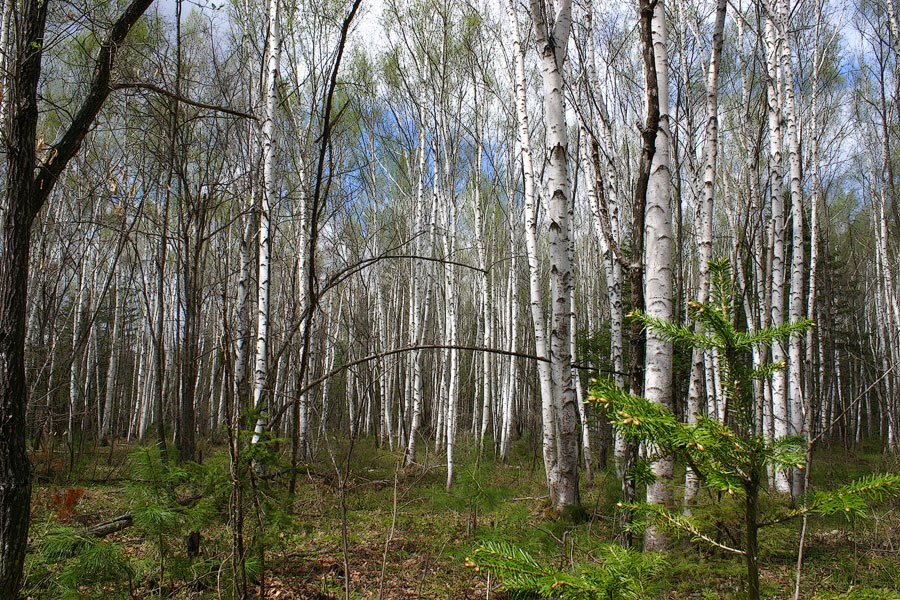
top-left (251, 0), bottom-right (281, 445)
top-left (805, 4), bottom-right (822, 456)
top-left (526, 0), bottom-right (580, 511)
top-left (0, 0), bottom-right (11, 128)
top-left (778, 0), bottom-right (805, 496)
top-left (569, 252), bottom-right (592, 484)
top-left (473, 112), bottom-right (493, 456)
top-left (404, 129), bottom-right (429, 465)
top-left (438, 134), bottom-right (460, 489)
top-left (643, 0), bottom-right (675, 550)
top-left (500, 255), bottom-right (517, 460)
top-left (68, 258), bottom-right (89, 463)
top-left (764, 9), bottom-right (791, 493)
top-left (503, 0), bottom-right (559, 501)
top-left (579, 1), bottom-right (625, 464)
top-left (685, 0), bottom-right (726, 510)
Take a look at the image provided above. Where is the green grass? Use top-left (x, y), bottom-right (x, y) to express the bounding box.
top-left (21, 436), bottom-right (900, 599)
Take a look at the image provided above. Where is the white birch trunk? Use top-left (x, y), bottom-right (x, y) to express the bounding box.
top-left (473, 121), bottom-right (493, 455)
top-left (404, 129), bottom-right (429, 465)
top-left (500, 257), bottom-right (517, 460)
top-left (0, 0), bottom-right (12, 131)
top-left (643, 0), bottom-right (675, 550)
top-left (764, 11), bottom-right (791, 493)
top-left (376, 284), bottom-right (393, 450)
top-left (581, 0), bottom-right (625, 399)
top-left (778, 0), bottom-right (805, 496)
top-left (526, 0), bottom-right (580, 511)
top-left (504, 0), bottom-right (558, 498)
top-left (251, 0), bottom-right (281, 445)
top-left (568, 148), bottom-right (592, 484)
top-left (68, 258), bottom-right (89, 453)
top-left (570, 297), bottom-right (592, 484)
top-left (685, 0), bottom-right (726, 511)
top-left (480, 267), bottom-right (494, 448)
top-left (876, 190), bottom-right (900, 451)
top-left (439, 152), bottom-right (460, 489)
top-left (805, 7), bottom-right (822, 452)
top-left (294, 201), bottom-right (311, 460)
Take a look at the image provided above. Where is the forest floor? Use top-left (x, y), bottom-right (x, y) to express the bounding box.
top-left (22, 437), bottom-right (900, 600)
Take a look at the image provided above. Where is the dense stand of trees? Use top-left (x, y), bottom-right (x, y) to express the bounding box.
top-left (2, 0), bottom-right (900, 594)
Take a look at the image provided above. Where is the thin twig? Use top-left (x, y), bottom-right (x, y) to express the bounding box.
top-left (793, 513), bottom-right (808, 600)
top-left (377, 461), bottom-right (401, 600)
top-left (810, 364), bottom-right (896, 448)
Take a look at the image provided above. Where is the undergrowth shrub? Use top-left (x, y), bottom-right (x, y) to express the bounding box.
top-left (586, 259), bottom-right (900, 600)
top-left (426, 463), bottom-right (515, 536)
top-left (127, 447), bottom-right (220, 592)
top-left (26, 525), bottom-right (132, 599)
top-left (466, 541), bottom-right (663, 599)
top-left (469, 260), bottom-right (900, 600)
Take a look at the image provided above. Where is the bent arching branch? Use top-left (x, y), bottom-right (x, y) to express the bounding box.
top-left (111, 82), bottom-right (257, 120)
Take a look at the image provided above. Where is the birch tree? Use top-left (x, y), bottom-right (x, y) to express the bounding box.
top-left (502, 0), bottom-right (559, 503)
top-left (685, 0), bottom-right (727, 510)
top-left (641, 0), bottom-right (675, 550)
top-left (777, 0), bottom-right (806, 496)
top-left (526, 0), bottom-right (581, 512)
top-left (251, 0), bottom-right (281, 445)
top-left (763, 2), bottom-right (791, 493)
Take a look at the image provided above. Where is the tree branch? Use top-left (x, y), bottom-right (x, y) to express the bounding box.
top-left (31, 0), bottom-right (155, 216)
top-left (809, 364), bottom-right (896, 448)
top-left (111, 82), bottom-right (257, 120)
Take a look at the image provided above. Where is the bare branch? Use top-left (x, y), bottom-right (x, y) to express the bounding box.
top-left (111, 82), bottom-right (257, 120)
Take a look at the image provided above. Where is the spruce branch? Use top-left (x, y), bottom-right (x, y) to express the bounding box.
top-left (628, 310), bottom-right (716, 348)
top-left (735, 318), bottom-right (815, 349)
top-left (761, 436), bottom-right (807, 474)
top-left (747, 361), bottom-right (787, 380)
top-left (623, 503), bottom-right (746, 555)
top-left (760, 473), bottom-right (900, 526)
top-left (688, 300), bottom-right (737, 346)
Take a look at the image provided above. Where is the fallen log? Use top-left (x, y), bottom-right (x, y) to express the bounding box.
top-left (75, 492), bottom-right (198, 538)
top-left (26, 514), bottom-right (134, 553)
top-left (84, 514), bottom-right (133, 538)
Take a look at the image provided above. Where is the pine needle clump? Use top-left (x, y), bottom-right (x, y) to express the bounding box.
top-left (126, 447), bottom-right (221, 591)
top-left (26, 525), bottom-right (133, 599)
top-left (466, 540), bottom-right (663, 599)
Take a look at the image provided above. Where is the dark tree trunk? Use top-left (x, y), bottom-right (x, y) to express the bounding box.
top-left (155, 192), bottom-right (170, 461)
top-left (0, 0), bottom-right (154, 594)
top-left (0, 211), bottom-right (39, 599)
top-left (177, 229), bottom-right (200, 463)
top-left (171, 0), bottom-right (195, 465)
top-left (0, 1), bottom-right (50, 594)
